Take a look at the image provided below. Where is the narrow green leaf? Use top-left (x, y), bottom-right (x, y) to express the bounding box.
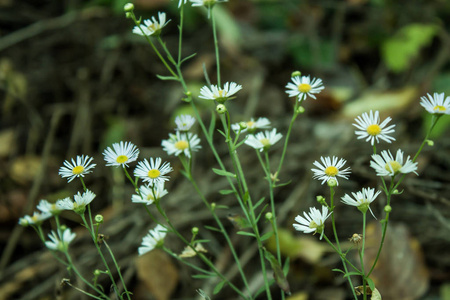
top-left (212, 168), bottom-right (236, 178)
top-left (217, 129), bottom-right (226, 138)
top-left (236, 231), bottom-right (256, 237)
top-left (215, 205), bottom-right (229, 209)
top-left (155, 74), bottom-right (178, 81)
top-left (332, 268), bottom-right (345, 274)
top-left (227, 214), bottom-right (252, 229)
top-left (260, 231), bottom-right (274, 242)
top-left (343, 271), bottom-right (363, 278)
top-left (193, 239), bottom-right (210, 244)
top-left (274, 180), bottom-right (292, 188)
top-left (180, 52), bottom-right (197, 64)
top-left (192, 273), bottom-right (216, 279)
top-left (255, 204), bottom-right (269, 223)
top-left (219, 189), bottom-right (234, 195)
top-left (253, 197), bottom-right (266, 210)
top-left (263, 248), bottom-right (291, 295)
top-left (213, 280), bottom-right (226, 295)
top-left (204, 225), bottom-right (222, 233)
top-left (366, 277), bottom-right (375, 292)
top-left (283, 257), bottom-right (290, 276)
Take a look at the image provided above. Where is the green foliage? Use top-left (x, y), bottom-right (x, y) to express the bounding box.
top-left (381, 23), bottom-right (438, 73)
top-left (288, 36), bottom-right (334, 69)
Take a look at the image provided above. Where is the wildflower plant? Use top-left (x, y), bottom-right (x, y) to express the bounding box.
top-left (18, 1), bottom-right (448, 300)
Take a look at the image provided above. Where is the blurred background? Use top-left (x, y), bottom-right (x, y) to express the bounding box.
top-left (1, 0), bottom-right (450, 299)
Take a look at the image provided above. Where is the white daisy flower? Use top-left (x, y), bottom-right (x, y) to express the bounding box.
top-left (131, 183), bottom-right (168, 205)
top-left (198, 82), bottom-right (242, 103)
top-left (175, 115), bottom-right (196, 131)
top-left (341, 187), bottom-right (381, 218)
top-left (370, 149), bottom-right (418, 177)
top-left (56, 190), bottom-right (96, 214)
top-left (103, 141), bottom-right (140, 168)
top-left (353, 111), bottom-right (396, 145)
top-left (190, 0), bottom-right (227, 7)
top-left (231, 117), bottom-right (271, 134)
top-left (420, 93), bottom-right (450, 115)
top-left (285, 75), bottom-right (324, 100)
top-left (161, 131), bottom-right (201, 158)
top-left (59, 155), bottom-right (96, 183)
top-left (138, 224), bottom-right (167, 256)
top-left (132, 12), bottom-right (170, 37)
top-left (134, 157), bottom-right (173, 186)
top-left (244, 128), bottom-right (283, 152)
top-left (37, 199), bottom-right (61, 215)
top-left (18, 211), bottom-right (52, 226)
top-left (45, 228), bottom-right (76, 252)
top-left (293, 206), bottom-right (330, 240)
top-left (176, 0), bottom-right (188, 8)
top-left (311, 156), bottom-right (351, 186)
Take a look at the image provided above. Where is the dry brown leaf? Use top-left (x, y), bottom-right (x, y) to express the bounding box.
top-left (286, 291), bottom-right (308, 300)
top-left (134, 249), bottom-right (178, 300)
top-left (10, 155), bottom-right (41, 184)
top-left (363, 222), bottom-right (429, 299)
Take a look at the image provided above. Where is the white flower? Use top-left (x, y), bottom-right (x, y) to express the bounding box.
top-left (45, 228), bottom-right (76, 252)
top-left (161, 131), bottom-right (201, 158)
top-left (138, 224), bottom-right (167, 255)
top-left (103, 141), bottom-right (140, 168)
top-left (353, 111), bottom-right (396, 145)
top-left (134, 157), bottom-right (173, 186)
top-left (420, 93), bottom-right (450, 115)
top-left (198, 82), bottom-right (242, 103)
top-left (176, 0), bottom-right (188, 8)
top-left (293, 206), bottom-right (330, 240)
top-left (132, 12), bottom-right (170, 37)
top-left (244, 128), bottom-right (283, 152)
top-left (56, 190), bottom-right (96, 214)
top-left (231, 117), bottom-right (271, 134)
top-left (190, 0), bottom-right (227, 7)
top-left (285, 75), bottom-right (324, 100)
top-left (37, 199), bottom-right (61, 215)
top-left (18, 211), bottom-right (52, 226)
top-left (59, 155), bottom-right (96, 183)
top-left (311, 156), bottom-right (351, 185)
top-left (341, 187), bottom-right (381, 218)
top-left (370, 149), bottom-right (418, 177)
top-left (131, 183), bottom-right (168, 205)
top-left (175, 115), bottom-right (196, 131)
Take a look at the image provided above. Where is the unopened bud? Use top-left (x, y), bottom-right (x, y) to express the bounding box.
top-left (316, 195), bottom-right (327, 206)
top-left (95, 214), bottom-right (104, 224)
top-left (192, 227), bottom-right (199, 235)
top-left (384, 205), bottom-right (392, 213)
top-left (296, 106), bottom-right (305, 114)
top-left (216, 104), bottom-right (227, 114)
top-left (124, 3), bottom-right (134, 12)
top-left (211, 203), bottom-right (216, 210)
top-left (239, 122), bottom-right (247, 130)
top-left (327, 178), bottom-right (337, 187)
top-left (291, 71), bottom-right (302, 78)
top-left (426, 139), bottom-right (434, 146)
top-left (265, 212), bottom-right (273, 221)
top-left (93, 269), bottom-right (101, 276)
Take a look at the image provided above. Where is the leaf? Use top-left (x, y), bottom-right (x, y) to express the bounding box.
top-left (211, 168), bottom-right (236, 178)
top-left (332, 268), bottom-right (345, 274)
top-left (192, 273), bottom-right (216, 279)
top-left (155, 74), bottom-right (178, 81)
top-left (260, 231), bottom-right (274, 242)
top-left (282, 257), bottom-right (290, 276)
top-left (382, 23), bottom-right (438, 73)
top-left (343, 272), bottom-right (363, 278)
top-left (227, 214), bottom-right (252, 229)
top-left (366, 277), bottom-right (375, 293)
top-left (180, 52), bottom-right (197, 64)
top-left (236, 231), bottom-right (256, 238)
top-left (213, 280), bottom-right (226, 295)
top-left (255, 204), bottom-right (269, 223)
top-left (253, 197), bottom-right (266, 210)
top-left (204, 225), bottom-right (221, 233)
top-left (219, 189), bottom-right (234, 195)
top-left (263, 248), bottom-right (291, 295)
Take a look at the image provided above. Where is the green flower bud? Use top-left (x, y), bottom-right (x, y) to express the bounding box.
top-left (239, 121), bottom-right (247, 130)
top-left (216, 104), bottom-right (227, 114)
top-left (327, 178), bottom-right (337, 187)
top-left (95, 214), bottom-right (104, 224)
top-left (316, 195), bottom-right (327, 206)
top-left (211, 203), bottom-right (216, 211)
top-left (265, 212), bottom-right (273, 221)
top-left (291, 71), bottom-right (302, 77)
top-left (124, 3), bottom-right (134, 12)
top-left (426, 139), bottom-right (434, 146)
top-left (296, 106), bottom-right (305, 114)
top-left (93, 269), bottom-right (101, 276)
top-left (192, 227), bottom-right (199, 235)
top-left (384, 205), bottom-right (392, 213)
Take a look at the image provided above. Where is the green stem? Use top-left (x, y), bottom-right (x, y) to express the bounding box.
top-left (211, 7), bottom-right (221, 86)
top-left (360, 212), bottom-right (367, 300)
top-left (103, 241), bottom-right (131, 300)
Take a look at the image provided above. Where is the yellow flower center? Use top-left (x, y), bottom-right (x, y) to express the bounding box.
top-left (298, 83), bottom-right (311, 93)
top-left (116, 155), bottom-right (128, 164)
top-left (366, 124), bottom-right (381, 136)
top-left (146, 194), bottom-right (155, 201)
top-left (217, 90), bottom-right (224, 97)
top-left (309, 221), bottom-right (318, 229)
top-left (385, 161), bottom-right (402, 173)
top-left (148, 169), bottom-right (161, 179)
top-left (246, 121), bottom-right (255, 128)
top-left (260, 138), bottom-right (271, 147)
top-left (72, 165), bottom-right (85, 175)
top-left (434, 105), bottom-right (446, 112)
top-left (175, 140), bottom-right (189, 150)
top-left (31, 215), bottom-right (38, 222)
top-left (325, 166), bottom-right (338, 176)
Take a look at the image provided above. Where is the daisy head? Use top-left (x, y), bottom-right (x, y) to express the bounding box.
top-left (103, 141), bottom-right (140, 168)
top-left (420, 93), bottom-right (450, 115)
top-left (341, 187), bottom-right (381, 218)
top-left (131, 183), bottom-right (168, 205)
top-left (370, 149), bottom-right (418, 177)
top-left (353, 111), bottom-right (396, 145)
top-left (231, 117), bottom-right (271, 134)
top-left (59, 155), bottom-right (96, 183)
top-left (138, 224), bottom-right (167, 256)
top-left (244, 128), bottom-right (283, 152)
top-left (285, 75), bottom-right (324, 101)
top-left (18, 211), bottom-right (52, 227)
top-left (198, 82), bottom-right (242, 103)
top-left (132, 12), bottom-right (170, 37)
top-left (37, 199), bottom-right (62, 216)
top-left (293, 206), bottom-right (330, 240)
top-left (175, 115), bottom-right (196, 131)
top-left (45, 228), bottom-right (76, 252)
top-left (161, 131), bottom-right (201, 158)
top-left (56, 190), bottom-right (96, 214)
top-left (134, 157), bottom-right (173, 186)
top-left (311, 156), bottom-right (351, 186)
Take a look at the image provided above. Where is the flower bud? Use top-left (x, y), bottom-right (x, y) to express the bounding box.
top-left (265, 212), bottom-right (273, 221)
top-left (216, 104), bottom-right (227, 114)
top-left (211, 203), bottom-right (216, 211)
top-left (93, 269), bottom-right (101, 276)
top-left (124, 3), bottom-right (134, 12)
top-left (291, 71), bottom-right (302, 78)
top-left (296, 106), bottom-right (305, 114)
top-left (384, 205), bottom-right (392, 213)
top-left (95, 214), bottom-right (104, 224)
top-left (192, 227), bottom-right (199, 235)
top-left (239, 122), bottom-right (247, 130)
top-left (426, 139), bottom-right (434, 146)
top-left (327, 178), bottom-right (337, 187)
top-left (316, 195), bottom-right (327, 206)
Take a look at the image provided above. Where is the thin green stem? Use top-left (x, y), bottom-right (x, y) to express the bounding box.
top-left (360, 212), bottom-right (367, 300)
top-left (103, 241), bottom-right (131, 300)
top-left (211, 7), bottom-right (221, 86)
